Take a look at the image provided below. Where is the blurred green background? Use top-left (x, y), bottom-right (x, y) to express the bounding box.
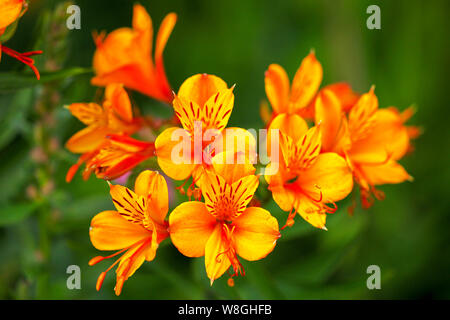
top-left (0, 0), bottom-right (449, 299)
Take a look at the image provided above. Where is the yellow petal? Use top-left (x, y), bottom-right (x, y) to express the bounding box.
top-left (134, 170), bottom-right (169, 224)
top-left (205, 224), bottom-right (231, 283)
top-left (293, 193), bottom-right (328, 229)
top-left (290, 51), bottom-right (323, 112)
top-left (89, 210), bottom-right (150, 251)
top-left (280, 125), bottom-right (322, 172)
top-left (155, 127), bottom-right (196, 180)
top-left (202, 171), bottom-right (259, 219)
top-left (233, 207), bottom-right (280, 261)
top-left (268, 113), bottom-right (308, 142)
top-left (264, 64), bottom-right (290, 114)
top-left (218, 127), bottom-right (257, 164)
top-left (177, 73), bottom-right (228, 107)
top-left (297, 152), bottom-right (353, 202)
top-left (109, 183), bottom-right (152, 230)
top-left (202, 86), bottom-right (235, 131)
top-left (211, 150), bottom-right (256, 185)
top-left (169, 201), bottom-right (216, 257)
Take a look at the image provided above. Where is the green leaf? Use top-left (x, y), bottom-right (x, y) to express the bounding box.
top-left (0, 88), bottom-right (33, 149)
top-left (0, 68), bottom-right (92, 92)
top-left (0, 202), bottom-right (38, 226)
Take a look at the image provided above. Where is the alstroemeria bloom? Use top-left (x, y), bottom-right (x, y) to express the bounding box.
top-left (67, 134), bottom-right (155, 182)
top-left (65, 83), bottom-right (141, 181)
top-left (265, 125), bottom-right (353, 230)
top-left (0, 0), bottom-right (42, 79)
top-left (263, 51), bottom-right (322, 128)
top-left (89, 170), bottom-right (169, 295)
top-left (314, 87), bottom-right (414, 208)
top-left (169, 152), bottom-right (280, 284)
top-left (155, 74), bottom-right (255, 196)
top-left (92, 4), bottom-right (176, 103)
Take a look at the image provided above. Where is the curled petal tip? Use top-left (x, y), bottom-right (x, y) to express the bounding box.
top-left (321, 225), bottom-right (328, 231)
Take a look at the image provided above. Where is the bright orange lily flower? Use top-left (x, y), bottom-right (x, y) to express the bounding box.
top-left (314, 87), bottom-right (414, 209)
top-left (66, 134), bottom-right (155, 182)
top-left (155, 73), bottom-right (256, 196)
top-left (92, 4), bottom-right (176, 103)
top-left (169, 152), bottom-right (280, 284)
top-left (89, 170), bottom-right (169, 295)
top-left (65, 83), bottom-right (142, 181)
top-left (0, 0), bottom-right (42, 79)
top-left (265, 125), bottom-right (353, 230)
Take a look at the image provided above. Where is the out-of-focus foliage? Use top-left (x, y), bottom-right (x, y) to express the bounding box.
top-left (0, 0), bottom-right (448, 299)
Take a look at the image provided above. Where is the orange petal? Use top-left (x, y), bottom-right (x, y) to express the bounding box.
top-left (205, 224), bottom-right (231, 284)
top-left (357, 160), bottom-right (412, 186)
top-left (67, 103), bottom-right (104, 126)
top-left (65, 126), bottom-right (110, 154)
top-left (233, 207), bottom-right (280, 261)
top-left (104, 83), bottom-right (133, 123)
top-left (322, 82), bottom-right (359, 112)
top-left (92, 28), bottom-right (139, 76)
top-left (348, 86), bottom-right (378, 142)
top-left (89, 210), bottom-right (150, 251)
top-left (132, 4), bottom-right (153, 41)
top-left (154, 12), bottom-right (177, 98)
top-left (0, 0), bottom-right (23, 30)
top-left (350, 108), bottom-right (410, 162)
top-left (177, 73), bottom-right (228, 107)
top-left (264, 64), bottom-right (290, 114)
top-left (169, 201), bottom-right (216, 257)
top-left (290, 51), bottom-right (323, 112)
top-left (315, 89), bottom-right (343, 152)
top-left (134, 170), bottom-right (169, 224)
top-left (155, 127), bottom-right (196, 180)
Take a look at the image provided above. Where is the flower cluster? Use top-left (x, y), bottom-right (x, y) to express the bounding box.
top-left (64, 4), bottom-right (418, 295)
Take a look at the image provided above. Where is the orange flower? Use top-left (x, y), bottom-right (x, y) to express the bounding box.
top-left (155, 73), bottom-right (255, 196)
top-left (263, 51), bottom-right (322, 127)
top-left (169, 152), bottom-right (280, 284)
top-left (66, 134), bottom-right (155, 182)
top-left (65, 83), bottom-right (142, 181)
top-left (0, 0), bottom-right (42, 79)
top-left (89, 170), bottom-right (169, 295)
top-left (314, 87), bottom-right (414, 208)
top-left (265, 126), bottom-right (353, 230)
top-left (92, 4), bottom-right (176, 103)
